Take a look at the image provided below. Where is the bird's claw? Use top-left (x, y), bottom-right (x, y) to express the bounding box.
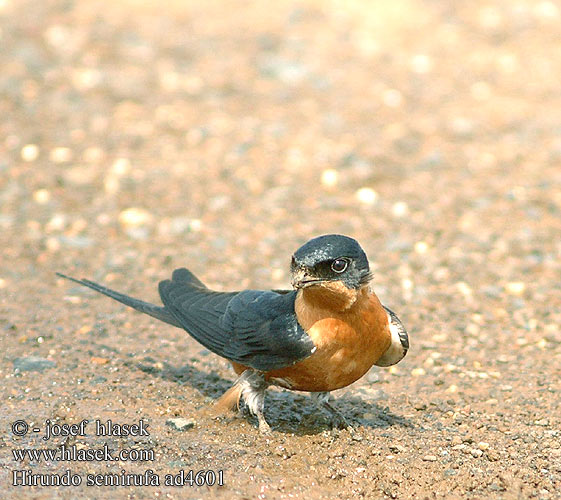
top-left (331, 412), bottom-right (350, 430)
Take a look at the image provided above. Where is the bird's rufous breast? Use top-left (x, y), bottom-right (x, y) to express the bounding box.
top-left (261, 285), bottom-right (391, 392)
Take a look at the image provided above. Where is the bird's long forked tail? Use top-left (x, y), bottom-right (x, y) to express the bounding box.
top-left (56, 272), bottom-right (182, 328)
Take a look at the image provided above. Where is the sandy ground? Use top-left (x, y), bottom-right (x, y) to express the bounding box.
top-left (1, 0), bottom-right (561, 498)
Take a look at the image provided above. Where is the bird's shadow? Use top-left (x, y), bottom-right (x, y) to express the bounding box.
top-left (129, 358), bottom-right (413, 435)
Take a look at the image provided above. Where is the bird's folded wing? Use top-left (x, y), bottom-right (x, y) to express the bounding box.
top-left (158, 278), bottom-right (315, 371)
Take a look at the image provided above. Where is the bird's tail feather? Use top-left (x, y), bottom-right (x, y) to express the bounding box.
top-left (214, 383), bottom-right (243, 412)
top-left (56, 272), bottom-right (182, 328)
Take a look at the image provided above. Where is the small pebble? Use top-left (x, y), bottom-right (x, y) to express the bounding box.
top-left (13, 356), bottom-right (55, 372)
top-left (118, 207), bottom-right (153, 228)
top-left (76, 325), bottom-right (92, 335)
top-left (45, 214), bottom-right (68, 232)
top-left (401, 278), bottom-right (413, 291)
top-left (465, 323), bottom-right (480, 336)
top-left (537, 338), bottom-right (548, 349)
top-left (49, 147), bottom-right (73, 163)
top-left (111, 157), bottom-right (131, 175)
top-left (471, 449), bottom-right (483, 458)
top-left (410, 54), bottom-right (433, 74)
top-left (63, 295), bottom-right (82, 304)
top-left (189, 219), bottom-right (203, 232)
top-left (166, 418), bottom-right (195, 431)
top-left (21, 144), bottom-right (39, 162)
top-left (361, 388), bottom-right (388, 402)
top-left (432, 333), bottom-right (447, 342)
top-left (433, 267), bottom-right (449, 281)
top-left (33, 189), bottom-right (51, 204)
top-left (449, 117), bottom-right (474, 137)
top-left (368, 388), bottom-right (388, 400)
top-left (505, 282), bottom-right (526, 296)
top-left (422, 455), bottom-right (437, 462)
top-left (355, 187), bottom-right (378, 205)
top-left (414, 241), bottom-right (429, 254)
top-left (391, 201), bottom-right (409, 217)
top-left (46, 237), bottom-right (61, 252)
top-left (478, 442), bottom-right (490, 450)
top-left (382, 88), bottom-right (403, 107)
top-left (90, 357), bottom-right (109, 365)
top-left (320, 169), bottom-right (338, 188)
top-left (456, 281), bottom-right (473, 297)
top-left (72, 67), bottom-right (102, 90)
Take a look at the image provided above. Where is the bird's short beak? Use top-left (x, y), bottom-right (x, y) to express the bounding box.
top-left (291, 269), bottom-right (324, 289)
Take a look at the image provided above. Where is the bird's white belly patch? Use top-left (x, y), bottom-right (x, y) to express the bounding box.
top-left (375, 311), bottom-right (408, 367)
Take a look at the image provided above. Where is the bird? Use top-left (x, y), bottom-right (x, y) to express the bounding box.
top-left (57, 234), bottom-right (409, 432)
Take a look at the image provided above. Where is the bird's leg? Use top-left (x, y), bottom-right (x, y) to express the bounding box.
top-left (311, 391), bottom-right (349, 429)
top-left (238, 370), bottom-right (271, 434)
top-left (256, 410), bottom-right (271, 434)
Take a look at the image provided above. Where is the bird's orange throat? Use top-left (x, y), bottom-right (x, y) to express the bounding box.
top-left (297, 281), bottom-right (364, 312)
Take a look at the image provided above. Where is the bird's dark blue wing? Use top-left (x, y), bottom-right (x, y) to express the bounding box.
top-left (158, 270), bottom-right (315, 371)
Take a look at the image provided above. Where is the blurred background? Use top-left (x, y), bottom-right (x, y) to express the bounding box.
top-left (2, 0), bottom-right (560, 293)
top-left (1, 0), bottom-right (560, 498)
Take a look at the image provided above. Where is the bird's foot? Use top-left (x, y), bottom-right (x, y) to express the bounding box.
top-left (257, 413), bottom-right (272, 435)
top-left (311, 391), bottom-right (353, 430)
top-left (323, 401), bottom-right (351, 430)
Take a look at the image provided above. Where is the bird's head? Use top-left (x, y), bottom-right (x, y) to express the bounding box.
top-left (290, 234), bottom-right (372, 292)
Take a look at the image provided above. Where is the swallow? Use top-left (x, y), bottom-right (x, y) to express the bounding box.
top-left (57, 234), bottom-right (409, 432)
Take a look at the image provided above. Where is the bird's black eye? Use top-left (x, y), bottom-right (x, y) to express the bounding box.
top-left (331, 258), bottom-right (348, 273)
